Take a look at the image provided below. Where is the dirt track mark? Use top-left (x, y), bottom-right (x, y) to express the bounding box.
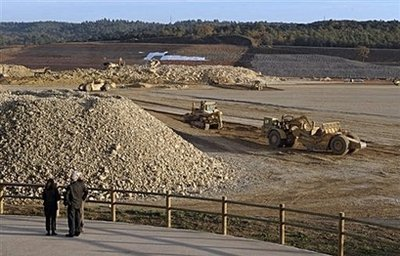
top-left (153, 92), bottom-right (400, 119)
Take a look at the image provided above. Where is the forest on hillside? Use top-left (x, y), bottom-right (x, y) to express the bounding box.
top-left (1, 19), bottom-right (399, 48)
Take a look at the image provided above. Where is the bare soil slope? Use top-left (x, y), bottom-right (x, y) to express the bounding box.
top-left (0, 43), bottom-right (246, 70)
top-left (249, 54), bottom-right (400, 78)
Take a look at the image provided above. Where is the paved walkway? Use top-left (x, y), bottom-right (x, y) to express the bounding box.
top-left (1, 215), bottom-right (328, 256)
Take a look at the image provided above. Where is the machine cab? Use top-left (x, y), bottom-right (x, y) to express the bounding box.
top-left (262, 117), bottom-right (279, 132)
top-left (201, 101), bottom-right (217, 114)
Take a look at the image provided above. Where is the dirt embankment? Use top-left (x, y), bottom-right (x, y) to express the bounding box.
top-left (249, 54), bottom-right (400, 79)
top-left (0, 63), bottom-right (279, 89)
top-left (0, 43), bottom-right (247, 70)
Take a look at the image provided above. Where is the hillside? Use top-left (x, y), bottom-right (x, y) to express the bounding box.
top-left (1, 43), bottom-right (398, 79)
top-left (1, 19), bottom-right (399, 48)
top-left (243, 46), bottom-right (400, 65)
top-left (249, 54), bottom-right (400, 78)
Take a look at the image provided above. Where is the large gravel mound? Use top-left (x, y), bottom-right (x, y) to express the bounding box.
top-left (0, 64), bottom-right (33, 77)
top-left (0, 90), bottom-right (238, 198)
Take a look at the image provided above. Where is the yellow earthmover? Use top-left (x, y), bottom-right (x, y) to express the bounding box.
top-left (78, 79), bottom-right (115, 92)
top-left (183, 101), bottom-right (223, 130)
top-left (262, 114), bottom-right (366, 155)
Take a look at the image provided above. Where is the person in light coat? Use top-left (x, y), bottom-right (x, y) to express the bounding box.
top-left (64, 171), bottom-right (88, 237)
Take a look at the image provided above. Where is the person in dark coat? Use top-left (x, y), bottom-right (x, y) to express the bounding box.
top-left (64, 171), bottom-right (88, 237)
top-left (42, 178), bottom-right (61, 236)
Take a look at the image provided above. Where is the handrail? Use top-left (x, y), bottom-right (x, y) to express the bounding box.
top-left (115, 202), bottom-right (165, 210)
top-left (0, 182), bottom-right (43, 188)
top-left (227, 213), bottom-right (280, 224)
top-left (0, 182), bottom-right (397, 256)
top-left (85, 199), bottom-right (109, 204)
top-left (3, 195), bottom-right (42, 200)
top-left (227, 199), bottom-right (280, 210)
top-left (171, 207), bottom-right (218, 216)
top-left (285, 207), bottom-right (339, 219)
top-left (170, 194), bottom-right (222, 203)
top-left (113, 189), bottom-right (165, 197)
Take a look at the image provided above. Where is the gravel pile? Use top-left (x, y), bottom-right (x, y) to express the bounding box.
top-left (0, 90), bottom-right (238, 199)
top-left (2, 64), bottom-right (275, 89)
top-left (0, 64), bottom-right (33, 78)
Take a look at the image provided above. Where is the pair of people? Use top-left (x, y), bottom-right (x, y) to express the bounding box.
top-left (42, 171), bottom-right (88, 237)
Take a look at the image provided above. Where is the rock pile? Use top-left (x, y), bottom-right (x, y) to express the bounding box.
top-left (0, 90), bottom-right (238, 199)
top-left (1, 63), bottom-right (276, 89)
top-left (0, 64), bottom-right (34, 78)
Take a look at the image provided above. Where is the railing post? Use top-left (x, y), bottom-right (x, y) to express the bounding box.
top-left (110, 187), bottom-right (116, 222)
top-left (222, 196), bottom-right (228, 235)
top-left (0, 186), bottom-right (4, 214)
top-left (338, 212), bottom-right (345, 256)
top-left (166, 191), bottom-right (171, 228)
top-left (279, 203), bottom-right (286, 245)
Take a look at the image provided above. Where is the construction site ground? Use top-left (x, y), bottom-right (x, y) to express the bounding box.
top-left (1, 81), bottom-right (399, 222)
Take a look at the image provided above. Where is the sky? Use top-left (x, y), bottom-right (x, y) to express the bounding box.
top-left (0, 0), bottom-right (399, 24)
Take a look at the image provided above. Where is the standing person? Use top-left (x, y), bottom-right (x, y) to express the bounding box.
top-left (42, 178), bottom-right (61, 236)
top-left (64, 171), bottom-right (88, 237)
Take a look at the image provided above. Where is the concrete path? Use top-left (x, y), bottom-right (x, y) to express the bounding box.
top-left (1, 215), bottom-right (328, 256)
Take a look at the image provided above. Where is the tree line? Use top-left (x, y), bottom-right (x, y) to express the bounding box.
top-left (0, 19), bottom-right (399, 48)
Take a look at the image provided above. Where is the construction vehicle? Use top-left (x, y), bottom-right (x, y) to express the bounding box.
top-left (78, 79), bottom-right (115, 92)
top-left (103, 57), bottom-right (125, 69)
top-left (32, 67), bottom-right (51, 77)
top-left (183, 101), bottom-right (223, 130)
top-left (262, 114), bottom-right (366, 155)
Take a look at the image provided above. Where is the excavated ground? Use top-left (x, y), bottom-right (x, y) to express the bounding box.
top-left (110, 84), bottom-right (400, 219)
top-left (1, 45), bottom-right (399, 254)
top-left (1, 81), bottom-right (399, 221)
top-left (0, 90), bottom-right (240, 200)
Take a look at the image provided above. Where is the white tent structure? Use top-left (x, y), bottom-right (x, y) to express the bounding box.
top-left (144, 51), bottom-right (206, 62)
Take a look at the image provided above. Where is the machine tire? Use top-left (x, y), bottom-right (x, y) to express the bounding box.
top-left (346, 133), bottom-right (360, 154)
top-left (285, 134), bottom-right (296, 148)
top-left (268, 130), bottom-right (284, 148)
top-left (330, 135), bottom-right (349, 155)
top-left (183, 114), bottom-right (193, 122)
top-left (102, 84), bottom-right (111, 91)
top-left (85, 84), bottom-right (92, 92)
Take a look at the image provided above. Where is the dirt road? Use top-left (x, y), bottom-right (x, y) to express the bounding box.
top-left (108, 83), bottom-right (400, 218)
top-left (1, 82), bottom-right (399, 219)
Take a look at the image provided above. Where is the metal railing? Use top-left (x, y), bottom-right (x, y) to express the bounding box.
top-left (1, 182), bottom-right (398, 256)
